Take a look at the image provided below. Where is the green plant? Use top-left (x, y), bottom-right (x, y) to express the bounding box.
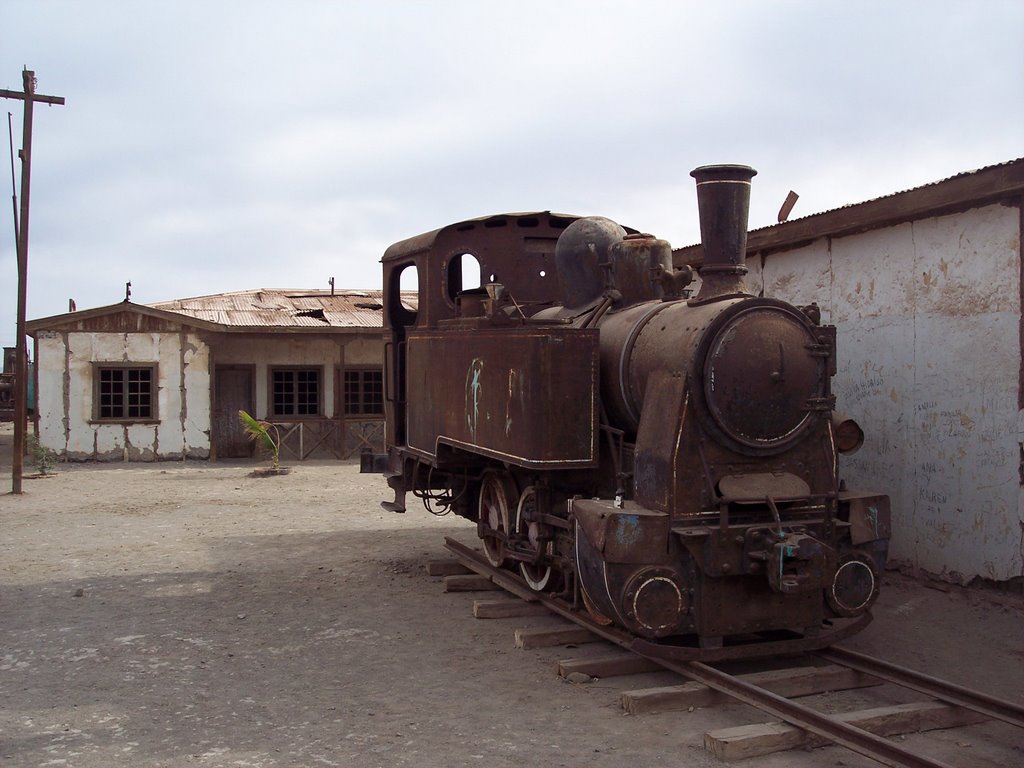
top-left (238, 410), bottom-right (282, 470)
top-left (26, 434), bottom-right (57, 476)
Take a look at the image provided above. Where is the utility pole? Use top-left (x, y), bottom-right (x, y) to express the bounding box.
top-left (1, 70), bottom-right (64, 493)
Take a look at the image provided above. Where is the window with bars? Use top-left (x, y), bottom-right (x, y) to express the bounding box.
top-left (94, 366), bottom-right (156, 421)
top-left (343, 368), bottom-right (384, 417)
top-left (271, 368), bottom-right (321, 417)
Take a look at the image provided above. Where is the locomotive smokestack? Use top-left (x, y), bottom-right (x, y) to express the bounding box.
top-left (690, 164), bottom-right (757, 302)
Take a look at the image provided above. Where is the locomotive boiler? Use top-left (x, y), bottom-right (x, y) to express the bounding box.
top-left (364, 164), bottom-right (890, 657)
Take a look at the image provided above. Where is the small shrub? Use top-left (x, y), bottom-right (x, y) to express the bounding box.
top-left (238, 410), bottom-right (282, 470)
top-left (26, 434), bottom-right (58, 476)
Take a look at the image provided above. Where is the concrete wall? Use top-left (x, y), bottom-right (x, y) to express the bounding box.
top-left (34, 330), bottom-right (211, 461)
top-left (748, 201), bottom-right (1022, 583)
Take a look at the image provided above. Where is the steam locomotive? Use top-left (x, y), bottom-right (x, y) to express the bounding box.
top-left (363, 165), bottom-right (890, 657)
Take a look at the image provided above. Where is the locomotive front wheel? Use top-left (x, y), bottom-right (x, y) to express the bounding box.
top-left (514, 486), bottom-right (554, 591)
top-left (478, 471), bottom-right (516, 567)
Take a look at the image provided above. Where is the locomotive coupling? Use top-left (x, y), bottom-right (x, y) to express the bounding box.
top-left (766, 531), bottom-right (834, 594)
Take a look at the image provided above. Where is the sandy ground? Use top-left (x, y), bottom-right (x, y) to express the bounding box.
top-left (1, 422), bottom-right (1022, 768)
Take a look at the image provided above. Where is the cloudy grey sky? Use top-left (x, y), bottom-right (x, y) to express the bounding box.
top-left (1, 1), bottom-right (1022, 348)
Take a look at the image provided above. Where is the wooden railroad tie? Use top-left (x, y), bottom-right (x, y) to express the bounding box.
top-left (443, 574), bottom-right (501, 592)
top-left (621, 664), bottom-right (880, 715)
top-left (472, 599), bottom-right (547, 619)
top-left (558, 654), bottom-right (662, 679)
top-left (705, 701), bottom-right (988, 761)
top-left (514, 626), bottom-right (596, 650)
top-left (425, 559), bottom-right (471, 577)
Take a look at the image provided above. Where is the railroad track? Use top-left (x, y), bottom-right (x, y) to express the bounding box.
top-left (440, 536), bottom-right (1024, 768)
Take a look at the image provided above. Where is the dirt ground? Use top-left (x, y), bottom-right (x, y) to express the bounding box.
top-left (1, 423), bottom-right (1022, 768)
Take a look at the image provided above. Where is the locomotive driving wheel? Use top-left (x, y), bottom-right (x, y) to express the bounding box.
top-left (514, 486), bottom-right (554, 591)
top-left (478, 471), bottom-right (516, 567)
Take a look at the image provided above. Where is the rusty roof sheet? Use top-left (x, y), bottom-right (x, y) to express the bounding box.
top-left (751, 157), bottom-right (1024, 232)
top-left (148, 289), bottom-right (417, 330)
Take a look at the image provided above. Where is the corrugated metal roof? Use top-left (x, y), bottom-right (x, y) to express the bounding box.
top-left (148, 288), bottom-right (417, 330)
top-left (750, 157), bottom-right (1024, 233)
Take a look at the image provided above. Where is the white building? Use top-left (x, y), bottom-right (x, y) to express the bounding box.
top-left (26, 289), bottom-right (412, 463)
top-left (675, 158), bottom-right (1024, 584)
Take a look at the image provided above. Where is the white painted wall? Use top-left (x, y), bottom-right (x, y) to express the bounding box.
top-left (34, 330), bottom-right (211, 461)
top-left (751, 202), bottom-right (1022, 583)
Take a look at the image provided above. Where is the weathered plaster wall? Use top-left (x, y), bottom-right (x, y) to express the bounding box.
top-left (344, 335), bottom-right (384, 367)
top-left (214, 336), bottom-right (357, 419)
top-left (34, 330), bottom-right (211, 461)
top-left (753, 201), bottom-right (1022, 583)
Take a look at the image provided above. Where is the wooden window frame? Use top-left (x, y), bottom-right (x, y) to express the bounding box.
top-left (269, 366), bottom-right (324, 419)
top-left (342, 366), bottom-right (384, 418)
top-left (91, 362), bottom-right (159, 423)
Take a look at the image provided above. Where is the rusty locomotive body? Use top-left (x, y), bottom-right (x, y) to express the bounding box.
top-left (365, 165), bottom-right (890, 656)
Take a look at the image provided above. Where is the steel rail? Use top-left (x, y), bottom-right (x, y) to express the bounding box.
top-left (651, 657), bottom-right (955, 768)
top-left (818, 646), bottom-right (1024, 730)
top-left (444, 537), bottom-right (958, 768)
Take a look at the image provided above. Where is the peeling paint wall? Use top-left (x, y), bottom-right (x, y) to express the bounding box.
top-left (753, 202), bottom-right (1022, 583)
top-left (34, 330), bottom-right (211, 461)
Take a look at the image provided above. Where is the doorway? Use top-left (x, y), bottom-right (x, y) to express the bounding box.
top-left (213, 365), bottom-right (255, 459)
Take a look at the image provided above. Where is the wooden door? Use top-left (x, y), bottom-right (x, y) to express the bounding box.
top-left (213, 365), bottom-right (254, 458)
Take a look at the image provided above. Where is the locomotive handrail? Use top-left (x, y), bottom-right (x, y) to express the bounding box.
top-left (383, 340), bottom-right (408, 406)
top-left (383, 340), bottom-right (394, 403)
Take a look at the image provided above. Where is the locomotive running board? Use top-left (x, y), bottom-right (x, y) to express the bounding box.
top-left (443, 537), bottom-right (872, 663)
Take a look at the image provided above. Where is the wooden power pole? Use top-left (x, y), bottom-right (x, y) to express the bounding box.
top-left (1, 70), bottom-right (64, 493)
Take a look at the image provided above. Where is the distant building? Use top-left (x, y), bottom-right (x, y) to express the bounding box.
top-left (26, 289), bottom-right (416, 463)
top-left (0, 346), bottom-right (21, 421)
top-left (675, 158), bottom-right (1024, 585)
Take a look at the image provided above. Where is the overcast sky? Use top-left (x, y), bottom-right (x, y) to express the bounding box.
top-left (1, 1), bottom-right (1022, 349)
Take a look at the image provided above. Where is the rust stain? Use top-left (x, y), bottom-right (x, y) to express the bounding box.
top-left (889, 388), bottom-right (898, 403)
